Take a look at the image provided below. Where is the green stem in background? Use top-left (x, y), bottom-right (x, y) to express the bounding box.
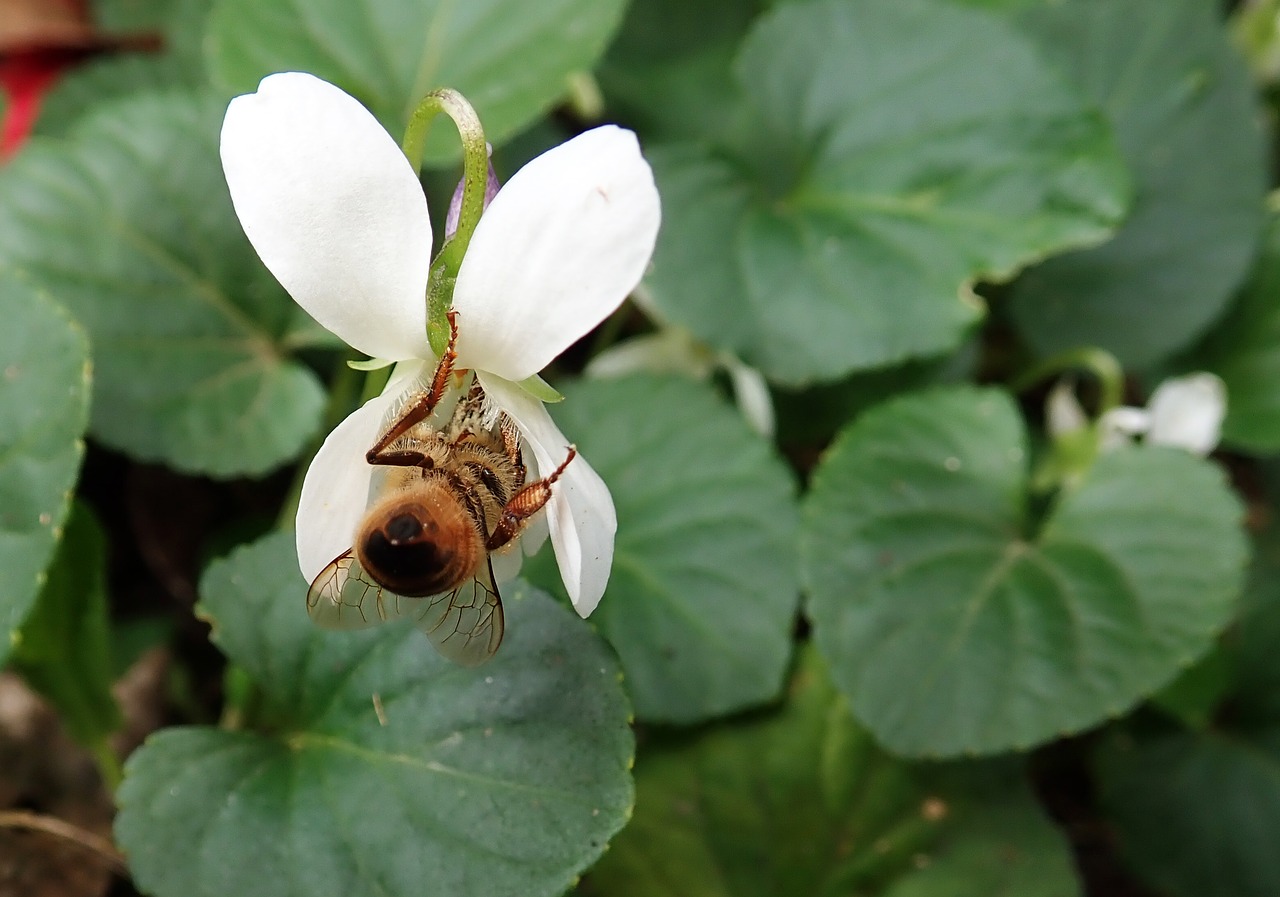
top-left (401, 88), bottom-right (489, 356)
top-left (1015, 347), bottom-right (1125, 498)
top-left (1010, 346), bottom-right (1125, 414)
top-left (89, 738), bottom-right (123, 792)
top-left (565, 71), bottom-right (605, 121)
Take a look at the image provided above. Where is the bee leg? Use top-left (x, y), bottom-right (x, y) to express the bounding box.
top-left (368, 450), bottom-right (434, 469)
top-left (367, 310), bottom-right (461, 465)
top-left (487, 446), bottom-right (576, 551)
top-left (498, 415), bottom-right (526, 484)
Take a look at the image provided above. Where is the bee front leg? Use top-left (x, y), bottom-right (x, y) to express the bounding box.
top-left (486, 446), bottom-right (576, 551)
top-left (367, 310), bottom-right (461, 465)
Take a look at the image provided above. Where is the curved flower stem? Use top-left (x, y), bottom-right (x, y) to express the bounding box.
top-left (1010, 346), bottom-right (1125, 414)
top-left (401, 88), bottom-right (489, 356)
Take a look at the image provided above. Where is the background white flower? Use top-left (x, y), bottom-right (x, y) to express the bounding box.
top-left (1141, 373), bottom-right (1228, 454)
top-left (220, 72), bottom-right (661, 616)
top-left (1047, 372), bottom-right (1227, 457)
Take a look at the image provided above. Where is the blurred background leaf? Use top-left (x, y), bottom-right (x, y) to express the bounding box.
top-left (0, 273), bottom-right (89, 666)
top-left (1097, 730), bottom-right (1280, 897)
top-left (11, 502), bottom-right (122, 766)
top-left (1091, 516), bottom-right (1280, 897)
top-left (597, 0), bottom-right (761, 146)
top-left (802, 386), bottom-right (1247, 756)
top-left (0, 90), bottom-right (326, 477)
top-left (207, 0), bottom-right (628, 164)
top-left (1005, 0), bottom-right (1268, 369)
top-left (34, 0), bottom-right (214, 137)
top-left (583, 648), bottom-right (1080, 897)
top-left (525, 375), bottom-right (800, 724)
top-left (639, 0), bottom-right (1129, 385)
top-left (1191, 212), bottom-right (1280, 453)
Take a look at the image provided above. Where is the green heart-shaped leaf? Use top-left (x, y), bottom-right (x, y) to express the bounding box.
top-left (207, 0), bottom-right (627, 163)
top-left (645, 0), bottom-right (1128, 385)
top-left (1007, 0), bottom-right (1267, 367)
top-left (0, 91), bottom-right (325, 477)
top-left (116, 531), bottom-right (634, 897)
top-left (802, 386), bottom-right (1246, 756)
top-left (584, 648), bottom-right (1080, 897)
top-left (0, 274), bottom-right (89, 666)
top-left (526, 375), bottom-right (800, 723)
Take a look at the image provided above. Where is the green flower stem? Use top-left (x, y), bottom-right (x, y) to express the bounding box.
top-left (89, 737), bottom-right (123, 792)
top-left (401, 88), bottom-right (489, 356)
top-left (1014, 347), bottom-right (1124, 497)
top-left (425, 270), bottom-right (456, 358)
top-left (1011, 346), bottom-right (1126, 414)
top-left (565, 71), bottom-right (605, 120)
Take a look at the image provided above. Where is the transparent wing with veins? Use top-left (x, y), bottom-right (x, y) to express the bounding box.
top-left (307, 549), bottom-right (505, 667)
top-left (402, 555), bottom-right (504, 668)
top-left (306, 550), bottom-right (405, 629)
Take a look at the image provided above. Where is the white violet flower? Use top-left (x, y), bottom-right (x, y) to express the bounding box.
top-left (220, 72), bottom-right (661, 616)
top-left (1047, 372), bottom-right (1227, 457)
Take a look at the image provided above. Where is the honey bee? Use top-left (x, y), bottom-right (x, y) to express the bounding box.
top-left (305, 311), bottom-right (575, 667)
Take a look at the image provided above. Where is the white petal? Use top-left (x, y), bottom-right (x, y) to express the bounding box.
top-left (1147, 373), bottom-right (1227, 456)
top-left (452, 126), bottom-right (661, 381)
top-left (1045, 379), bottom-right (1087, 438)
top-left (295, 364), bottom-right (424, 581)
top-left (725, 359), bottom-right (776, 439)
top-left (480, 374), bottom-right (616, 616)
top-left (221, 72), bottom-right (433, 361)
top-left (1098, 405), bottom-right (1150, 453)
top-left (521, 512), bottom-right (550, 557)
top-left (489, 545), bottom-right (523, 584)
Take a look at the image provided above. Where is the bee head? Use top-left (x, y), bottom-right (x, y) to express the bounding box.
top-left (356, 488), bottom-right (481, 597)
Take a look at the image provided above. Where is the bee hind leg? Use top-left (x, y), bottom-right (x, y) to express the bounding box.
top-left (486, 446), bottom-right (575, 551)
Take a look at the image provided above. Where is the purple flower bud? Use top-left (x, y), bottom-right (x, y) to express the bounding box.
top-left (445, 144), bottom-right (501, 239)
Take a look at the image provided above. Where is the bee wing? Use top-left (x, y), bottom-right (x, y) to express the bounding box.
top-left (306, 549), bottom-right (417, 630)
top-left (403, 556), bottom-right (505, 668)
